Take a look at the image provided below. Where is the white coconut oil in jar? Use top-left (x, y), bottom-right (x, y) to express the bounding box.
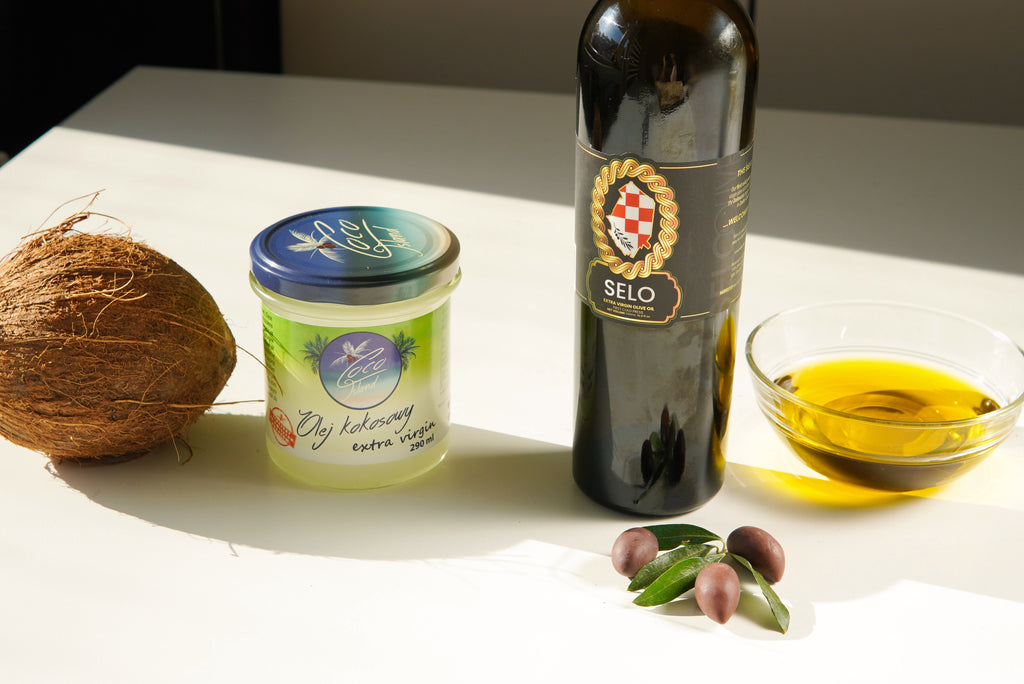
top-left (249, 207), bottom-right (460, 489)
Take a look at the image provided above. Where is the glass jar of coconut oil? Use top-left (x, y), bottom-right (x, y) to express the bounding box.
top-left (250, 207), bottom-right (460, 489)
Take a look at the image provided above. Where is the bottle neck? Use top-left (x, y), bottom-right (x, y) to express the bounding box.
top-left (577, 0), bottom-right (758, 162)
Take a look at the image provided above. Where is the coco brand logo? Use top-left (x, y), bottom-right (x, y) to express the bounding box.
top-left (286, 216), bottom-right (423, 262)
top-left (587, 158), bottom-right (682, 324)
top-left (318, 332), bottom-right (405, 410)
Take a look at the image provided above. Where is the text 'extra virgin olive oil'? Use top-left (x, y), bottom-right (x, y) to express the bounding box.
top-left (573, 0), bottom-right (758, 515)
top-left (776, 357), bottom-right (1001, 491)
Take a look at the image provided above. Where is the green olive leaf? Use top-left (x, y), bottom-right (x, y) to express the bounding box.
top-left (633, 556), bottom-right (709, 607)
top-left (644, 523), bottom-right (723, 550)
top-left (730, 553), bottom-right (791, 634)
top-left (628, 543), bottom-right (713, 592)
top-left (648, 431), bottom-right (665, 455)
top-left (631, 553), bottom-right (726, 608)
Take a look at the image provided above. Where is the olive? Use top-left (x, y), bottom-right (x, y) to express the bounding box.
top-left (611, 527), bottom-right (659, 578)
top-left (640, 439), bottom-right (654, 485)
top-left (727, 526), bottom-right (785, 584)
top-left (666, 428), bottom-right (685, 484)
top-left (694, 562), bottom-right (740, 624)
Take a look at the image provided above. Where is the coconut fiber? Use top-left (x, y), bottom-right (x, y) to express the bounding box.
top-left (0, 209), bottom-right (236, 463)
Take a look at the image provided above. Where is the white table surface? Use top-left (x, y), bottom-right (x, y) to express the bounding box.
top-left (1, 66), bottom-right (1022, 682)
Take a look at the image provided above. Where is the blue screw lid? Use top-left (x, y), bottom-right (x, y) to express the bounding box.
top-left (250, 206), bottom-right (460, 305)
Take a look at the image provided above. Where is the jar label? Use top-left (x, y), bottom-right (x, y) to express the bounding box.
top-left (575, 144), bottom-right (752, 326)
top-left (261, 303), bottom-right (450, 465)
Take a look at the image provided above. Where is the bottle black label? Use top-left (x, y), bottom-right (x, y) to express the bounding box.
top-left (575, 143), bottom-right (752, 327)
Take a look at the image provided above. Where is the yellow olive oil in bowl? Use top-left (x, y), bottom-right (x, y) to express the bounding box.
top-left (747, 302), bottom-right (1024, 492)
top-left (775, 357), bottom-right (1001, 491)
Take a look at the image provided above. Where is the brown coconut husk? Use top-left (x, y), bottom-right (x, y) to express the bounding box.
top-left (0, 200), bottom-right (236, 464)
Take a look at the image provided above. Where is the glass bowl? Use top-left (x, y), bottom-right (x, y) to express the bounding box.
top-left (745, 301), bottom-right (1024, 491)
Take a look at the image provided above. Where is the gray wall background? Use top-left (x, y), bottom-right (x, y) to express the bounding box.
top-left (280, 0), bottom-right (1024, 126)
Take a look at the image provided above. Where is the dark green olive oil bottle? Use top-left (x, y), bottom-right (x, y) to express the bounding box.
top-left (573, 0), bottom-right (758, 515)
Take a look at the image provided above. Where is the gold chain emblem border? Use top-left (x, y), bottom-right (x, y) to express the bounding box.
top-left (590, 158), bottom-right (679, 280)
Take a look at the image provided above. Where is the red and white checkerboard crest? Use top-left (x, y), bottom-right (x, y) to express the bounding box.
top-left (607, 181), bottom-right (655, 258)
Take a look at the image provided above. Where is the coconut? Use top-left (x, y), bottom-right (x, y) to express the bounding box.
top-left (0, 205), bottom-right (236, 464)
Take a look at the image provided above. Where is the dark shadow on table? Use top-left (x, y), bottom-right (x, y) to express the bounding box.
top-left (54, 414), bottom-right (622, 561)
top-left (53, 412), bottom-right (1024, 615)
